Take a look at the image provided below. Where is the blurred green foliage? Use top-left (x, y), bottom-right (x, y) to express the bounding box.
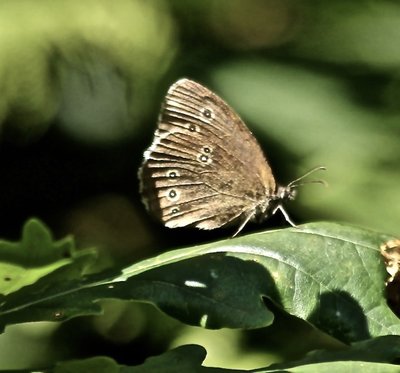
top-left (0, 0), bottom-right (399, 370)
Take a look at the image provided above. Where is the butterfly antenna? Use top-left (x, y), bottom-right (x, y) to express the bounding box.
top-left (291, 179), bottom-right (328, 188)
top-left (287, 166), bottom-right (326, 188)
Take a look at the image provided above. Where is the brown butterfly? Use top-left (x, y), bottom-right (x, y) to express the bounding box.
top-left (138, 78), bottom-right (325, 236)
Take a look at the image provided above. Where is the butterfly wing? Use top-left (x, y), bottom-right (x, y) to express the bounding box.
top-left (139, 78), bottom-right (276, 230)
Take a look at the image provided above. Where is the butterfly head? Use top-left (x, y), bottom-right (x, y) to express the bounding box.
top-left (275, 166), bottom-right (326, 200)
top-left (263, 166), bottom-right (327, 227)
top-left (275, 184), bottom-right (297, 201)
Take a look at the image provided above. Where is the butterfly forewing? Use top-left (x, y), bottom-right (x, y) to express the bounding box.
top-left (139, 78), bottom-right (276, 230)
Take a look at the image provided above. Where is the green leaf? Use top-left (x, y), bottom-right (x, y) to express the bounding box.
top-left (0, 218), bottom-right (96, 295)
top-left (0, 251), bottom-right (275, 331)
top-left (268, 336), bottom-right (400, 370)
top-left (0, 222), bottom-right (397, 344)
top-left (124, 344), bottom-right (212, 373)
top-left (49, 339), bottom-right (400, 372)
top-left (0, 218), bottom-right (72, 265)
top-left (51, 345), bottom-right (237, 373)
top-left (274, 362), bottom-right (400, 372)
top-left (120, 222), bottom-right (398, 341)
top-left (54, 356), bottom-right (120, 373)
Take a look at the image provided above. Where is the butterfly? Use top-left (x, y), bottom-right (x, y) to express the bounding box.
top-left (138, 78), bottom-right (325, 236)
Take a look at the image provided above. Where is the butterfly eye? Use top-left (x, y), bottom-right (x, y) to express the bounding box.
top-left (168, 170), bottom-right (179, 179)
top-left (202, 108), bottom-right (213, 119)
top-left (167, 189), bottom-right (180, 201)
top-left (199, 154), bottom-right (209, 163)
top-left (171, 207), bottom-right (179, 214)
top-left (203, 146), bottom-right (211, 153)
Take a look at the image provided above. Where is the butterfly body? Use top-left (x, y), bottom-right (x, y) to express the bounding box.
top-left (139, 79), bottom-right (323, 236)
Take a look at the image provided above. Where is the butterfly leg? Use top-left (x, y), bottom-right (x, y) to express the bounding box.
top-left (272, 204), bottom-right (297, 228)
top-left (231, 211), bottom-right (255, 238)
